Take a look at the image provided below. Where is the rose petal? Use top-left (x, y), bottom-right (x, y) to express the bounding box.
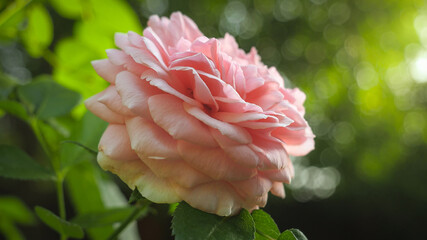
top-left (106, 49), bottom-right (130, 66)
top-left (115, 71), bottom-right (162, 120)
top-left (142, 70), bottom-right (203, 108)
top-left (148, 94), bottom-right (217, 147)
top-left (246, 81), bottom-right (284, 110)
top-left (97, 86), bottom-right (134, 117)
top-left (85, 92), bottom-right (124, 124)
top-left (231, 175), bottom-right (272, 198)
top-left (174, 181), bottom-right (242, 216)
top-left (140, 28), bottom-right (169, 61)
top-left (270, 182), bottom-right (285, 198)
top-left (184, 102), bottom-right (252, 144)
top-left (284, 134), bottom-right (315, 156)
top-left (170, 53), bottom-right (217, 77)
top-left (215, 96), bottom-right (262, 113)
top-left (126, 117), bottom-right (180, 159)
top-left (210, 128), bottom-right (259, 168)
top-left (135, 153), bottom-right (211, 189)
top-left (260, 167), bottom-right (292, 184)
top-left (177, 140), bottom-right (257, 181)
top-left (169, 12), bottom-right (203, 42)
top-left (123, 46), bottom-right (168, 77)
top-left (249, 134), bottom-right (288, 170)
top-left (242, 65), bottom-right (265, 93)
top-left (114, 33), bottom-right (130, 49)
top-left (212, 111), bottom-right (268, 123)
top-left (98, 124), bottom-right (138, 161)
top-left (98, 152), bottom-right (180, 203)
top-left (91, 59), bottom-right (125, 84)
top-left (170, 66), bottom-right (218, 110)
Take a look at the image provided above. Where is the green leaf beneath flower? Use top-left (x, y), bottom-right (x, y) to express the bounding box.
top-left (278, 229), bottom-right (308, 240)
top-left (0, 145), bottom-right (54, 180)
top-left (35, 206), bottom-right (84, 239)
top-left (172, 202), bottom-right (255, 240)
top-left (252, 210), bottom-right (281, 240)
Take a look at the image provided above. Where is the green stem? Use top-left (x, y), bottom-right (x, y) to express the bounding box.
top-left (30, 117), bottom-right (67, 240)
top-left (107, 201), bottom-right (150, 240)
top-left (57, 176), bottom-right (67, 240)
top-left (57, 176), bottom-right (66, 219)
top-left (30, 118), bottom-right (52, 161)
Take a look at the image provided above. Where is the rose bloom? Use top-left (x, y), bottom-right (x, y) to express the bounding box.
top-left (86, 12), bottom-right (314, 216)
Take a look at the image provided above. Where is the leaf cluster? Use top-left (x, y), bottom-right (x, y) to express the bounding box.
top-left (173, 202), bottom-right (307, 240)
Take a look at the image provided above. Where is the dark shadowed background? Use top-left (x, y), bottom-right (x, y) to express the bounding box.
top-left (1, 0), bottom-right (426, 239)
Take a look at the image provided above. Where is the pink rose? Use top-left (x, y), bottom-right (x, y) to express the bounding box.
top-left (86, 12), bottom-right (314, 216)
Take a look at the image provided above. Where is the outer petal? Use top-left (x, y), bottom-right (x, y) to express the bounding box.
top-left (126, 117), bottom-right (180, 160)
top-left (97, 152), bottom-right (180, 203)
top-left (270, 182), bottom-right (285, 198)
top-left (97, 86), bottom-right (134, 117)
top-left (249, 134), bottom-right (289, 170)
top-left (148, 94), bottom-right (217, 147)
top-left (260, 168), bottom-right (292, 184)
top-left (231, 175), bottom-right (272, 199)
top-left (123, 46), bottom-right (168, 77)
top-left (135, 153), bottom-right (212, 189)
top-left (106, 49), bottom-right (131, 66)
top-left (115, 71), bottom-right (162, 120)
top-left (273, 127), bottom-right (315, 156)
top-left (169, 12), bottom-right (203, 42)
top-left (210, 128), bottom-right (259, 168)
top-left (98, 124), bottom-right (138, 161)
top-left (91, 59), bottom-right (124, 84)
top-left (177, 140), bottom-right (257, 181)
top-left (114, 32), bottom-right (131, 49)
top-left (85, 92), bottom-right (124, 124)
top-left (174, 181), bottom-right (242, 216)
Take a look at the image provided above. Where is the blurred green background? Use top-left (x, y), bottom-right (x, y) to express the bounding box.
top-left (0, 0), bottom-right (426, 239)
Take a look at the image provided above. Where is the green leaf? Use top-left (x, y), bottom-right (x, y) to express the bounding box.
top-left (72, 207), bottom-right (134, 228)
top-left (172, 202), bottom-right (255, 240)
top-left (0, 73), bottom-right (19, 100)
top-left (35, 206), bottom-right (84, 239)
top-left (0, 0), bottom-right (28, 40)
top-left (278, 229), bottom-right (308, 240)
top-left (252, 210), bottom-right (280, 240)
top-left (48, 0), bottom-right (82, 19)
top-left (128, 187), bottom-right (144, 204)
top-left (0, 219), bottom-right (25, 240)
top-left (0, 196), bottom-right (35, 224)
top-left (21, 4), bottom-right (53, 57)
top-left (53, 0), bottom-right (141, 111)
top-left (0, 145), bottom-right (54, 180)
top-left (0, 100), bottom-right (28, 120)
top-left (17, 76), bottom-right (81, 119)
top-left (168, 203), bottom-right (179, 215)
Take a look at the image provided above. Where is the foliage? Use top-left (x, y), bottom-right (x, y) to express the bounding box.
top-left (172, 202), bottom-right (304, 240)
top-left (0, 0), bottom-right (426, 239)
